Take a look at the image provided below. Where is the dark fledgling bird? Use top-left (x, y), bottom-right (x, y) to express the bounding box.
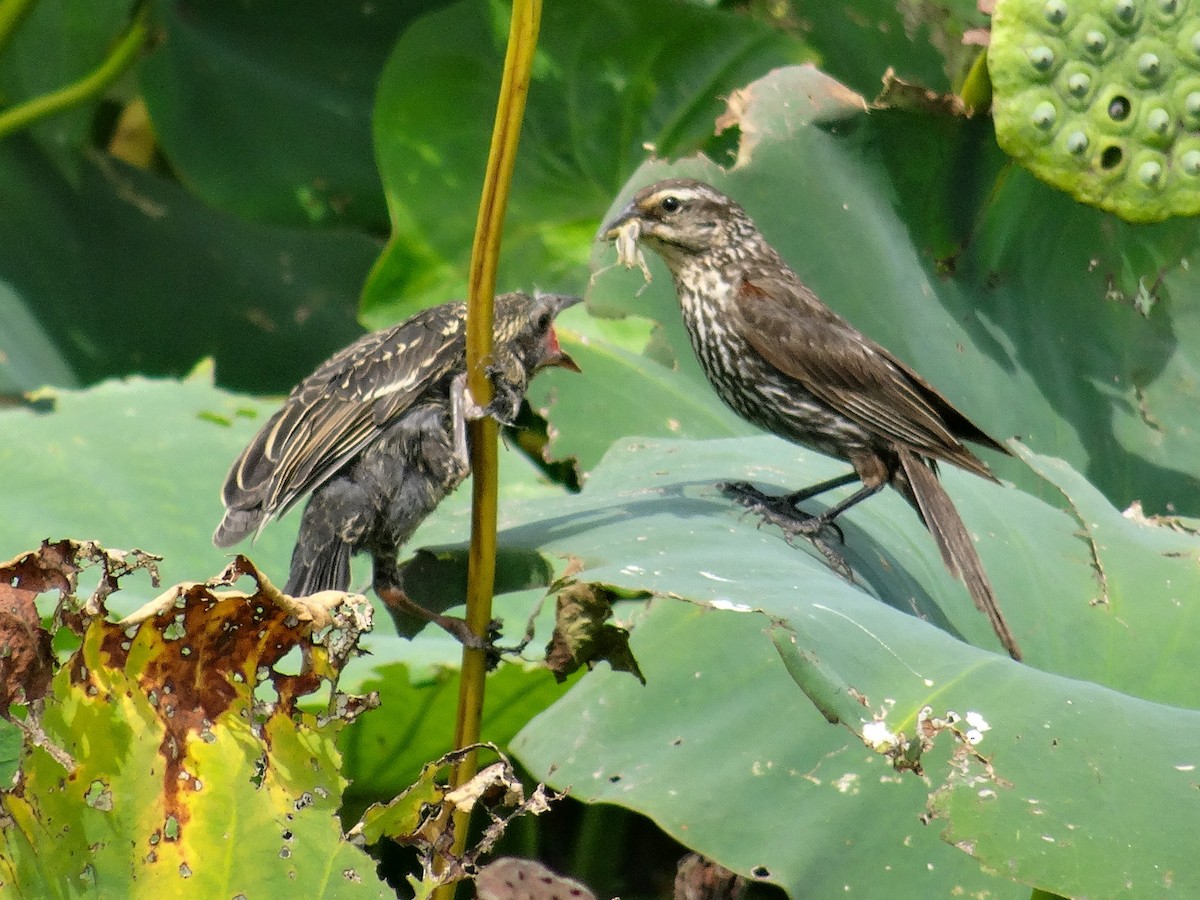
top-left (603, 179), bottom-right (1021, 661)
top-left (214, 291), bottom-right (581, 647)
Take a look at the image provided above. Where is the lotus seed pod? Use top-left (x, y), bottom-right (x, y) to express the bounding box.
top-left (991, 0), bottom-right (1200, 221)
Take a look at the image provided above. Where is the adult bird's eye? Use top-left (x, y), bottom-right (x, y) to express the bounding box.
top-left (660, 196), bottom-right (681, 213)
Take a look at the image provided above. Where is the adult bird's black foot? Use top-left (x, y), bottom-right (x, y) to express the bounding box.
top-left (718, 481), bottom-right (853, 580)
top-left (719, 481), bottom-right (845, 541)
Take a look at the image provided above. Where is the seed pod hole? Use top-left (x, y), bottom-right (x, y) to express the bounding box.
top-left (1100, 145), bottom-right (1124, 168)
top-left (1108, 95), bottom-right (1131, 120)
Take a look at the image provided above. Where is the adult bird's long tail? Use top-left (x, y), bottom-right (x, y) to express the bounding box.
top-left (897, 450), bottom-right (1021, 661)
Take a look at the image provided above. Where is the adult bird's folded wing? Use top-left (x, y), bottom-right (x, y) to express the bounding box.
top-left (733, 275), bottom-right (1005, 480)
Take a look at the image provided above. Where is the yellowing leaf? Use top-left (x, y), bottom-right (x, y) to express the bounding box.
top-left (0, 544), bottom-right (386, 897)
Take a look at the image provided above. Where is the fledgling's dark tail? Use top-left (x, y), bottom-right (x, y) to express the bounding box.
top-left (281, 489), bottom-right (358, 597)
top-left (897, 450), bottom-right (1022, 662)
top-left (279, 474), bottom-right (374, 596)
top-left (283, 537), bottom-right (352, 597)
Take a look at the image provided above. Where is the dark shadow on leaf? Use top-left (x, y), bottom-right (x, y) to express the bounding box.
top-left (392, 547), bottom-right (556, 637)
top-left (472, 479), bottom-right (971, 648)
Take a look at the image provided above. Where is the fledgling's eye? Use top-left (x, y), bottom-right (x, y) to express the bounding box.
top-left (659, 196), bottom-right (681, 213)
top-left (536, 311), bottom-right (552, 332)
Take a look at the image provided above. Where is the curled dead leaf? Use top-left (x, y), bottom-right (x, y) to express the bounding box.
top-left (675, 852), bottom-right (747, 900)
top-left (874, 68), bottom-right (968, 117)
top-left (0, 540), bottom-right (162, 768)
top-left (355, 743), bottom-right (560, 887)
top-left (545, 582), bottom-right (645, 685)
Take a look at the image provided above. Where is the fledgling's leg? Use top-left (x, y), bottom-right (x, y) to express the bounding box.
top-left (372, 554), bottom-right (500, 659)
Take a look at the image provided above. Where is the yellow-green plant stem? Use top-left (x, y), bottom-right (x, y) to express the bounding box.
top-left (0, 3), bottom-right (150, 141)
top-left (433, 0), bottom-right (542, 892)
top-left (0, 0), bottom-right (37, 59)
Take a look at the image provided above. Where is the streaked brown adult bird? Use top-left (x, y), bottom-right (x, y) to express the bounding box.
top-left (214, 291), bottom-right (580, 647)
top-left (603, 179), bottom-right (1021, 661)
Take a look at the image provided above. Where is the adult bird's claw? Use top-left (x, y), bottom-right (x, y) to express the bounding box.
top-left (718, 481), bottom-right (853, 581)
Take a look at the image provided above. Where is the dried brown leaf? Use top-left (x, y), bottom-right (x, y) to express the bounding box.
top-left (873, 68), bottom-right (968, 117)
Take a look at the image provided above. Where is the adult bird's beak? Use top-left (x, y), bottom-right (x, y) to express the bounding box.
top-left (601, 202), bottom-right (652, 278)
top-left (602, 201), bottom-right (639, 241)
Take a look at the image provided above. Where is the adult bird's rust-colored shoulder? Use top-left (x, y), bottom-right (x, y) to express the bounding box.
top-left (732, 274), bottom-right (1007, 481)
top-left (215, 304), bottom-right (468, 546)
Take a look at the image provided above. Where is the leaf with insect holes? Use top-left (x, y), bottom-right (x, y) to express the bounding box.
top-left (0, 545), bottom-right (385, 897)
